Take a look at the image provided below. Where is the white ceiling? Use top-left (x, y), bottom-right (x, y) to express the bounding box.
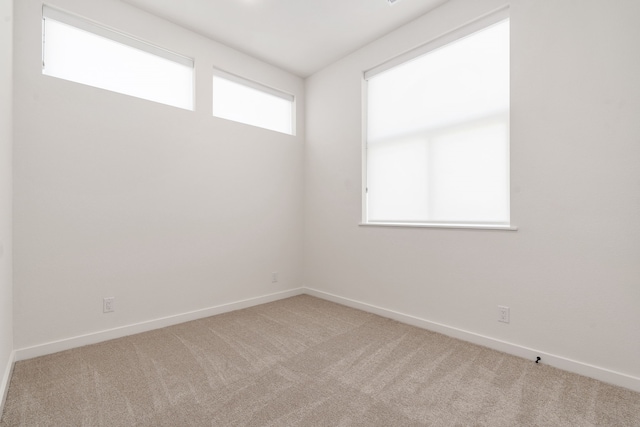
top-left (120, 0), bottom-right (449, 77)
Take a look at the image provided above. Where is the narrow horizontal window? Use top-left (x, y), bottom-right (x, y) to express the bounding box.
top-left (212, 69), bottom-right (294, 135)
top-left (364, 11), bottom-right (510, 228)
top-left (42, 5), bottom-right (194, 110)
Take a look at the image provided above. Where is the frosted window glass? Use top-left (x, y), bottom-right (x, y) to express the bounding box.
top-left (212, 75), bottom-right (293, 135)
top-left (43, 18), bottom-right (193, 110)
top-left (366, 20), bottom-right (510, 225)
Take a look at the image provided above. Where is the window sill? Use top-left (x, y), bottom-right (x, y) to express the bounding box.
top-left (359, 222), bottom-right (518, 231)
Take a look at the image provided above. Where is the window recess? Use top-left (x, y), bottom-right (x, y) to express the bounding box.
top-left (363, 8), bottom-right (511, 229)
top-left (212, 68), bottom-right (295, 135)
top-left (42, 5), bottom-right (194, 110)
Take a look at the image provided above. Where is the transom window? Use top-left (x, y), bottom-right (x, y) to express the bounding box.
top-left (42, 5), bottom-right (194, 110)
top-left (212, 69), bottom-right (295, 135)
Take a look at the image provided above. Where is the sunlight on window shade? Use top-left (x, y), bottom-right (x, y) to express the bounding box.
top-left (212, 76), bottom-right (293, 135)
top-left (367, 20), bottom-right (509, 224)
top-left (43, 19), bottom-right (193, 110)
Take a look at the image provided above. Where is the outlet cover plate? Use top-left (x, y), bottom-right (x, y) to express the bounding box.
top-left (103, 297), bottom-right (115, 313)
top-left (498, 305), bottom-right (510, 323)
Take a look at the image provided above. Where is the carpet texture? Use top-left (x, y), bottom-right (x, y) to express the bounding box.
top-left (1, 295), bottom-right (639, 426)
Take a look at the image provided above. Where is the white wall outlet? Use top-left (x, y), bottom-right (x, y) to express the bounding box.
top-left (103, 297), bottom-right (115, 313)
top-left (498, 305), bottom-right (510, 323)
top-left (271, 272), bottom-right (278, 283)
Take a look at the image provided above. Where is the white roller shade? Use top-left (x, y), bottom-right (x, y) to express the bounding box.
top-left (43, 5), bottom-right (194, 110)
top-left (365, 16), bottom-right (510, 226)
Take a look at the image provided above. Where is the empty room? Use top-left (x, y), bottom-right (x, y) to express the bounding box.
top-left (1, 0), bottom-right (639, 425)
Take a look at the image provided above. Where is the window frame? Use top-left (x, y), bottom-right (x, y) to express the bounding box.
top-left (361, 7), bottom-right (515, 231)
top-left (42, 4), bottom-right (195, 110)
top-left (212, 68), bottom-right (296, 135)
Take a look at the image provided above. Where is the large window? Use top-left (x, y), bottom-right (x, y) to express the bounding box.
top-left (212, 69), bottom-right (294, 135)
top-left (42, 6), bottom-right (194, 110)
top-left (364, 12), bottom-right (510, 228)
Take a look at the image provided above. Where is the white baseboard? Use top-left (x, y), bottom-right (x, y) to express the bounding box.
top-left (0, 350), bottom-right (16, 416)
top-left (15, 288), bottom-right (305, 362)
top-left (12, 286), bottom-right (640, 393)
top-left (304, 287), bottom-right (640, 393)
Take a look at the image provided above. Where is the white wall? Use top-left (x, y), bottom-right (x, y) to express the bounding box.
top-left (13, 0), bottom-right (305, 350)
top-left (304, 0), bottom-right (640, 387)
top-left (9, 0), bottom-right (640, 393)
top-left (0, 0), bottom-right (14, 408)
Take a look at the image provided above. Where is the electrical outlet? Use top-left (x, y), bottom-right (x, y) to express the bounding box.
top-left (271, 272), bottom-right (278, 283)
top-left (498, 305), bottom-right (510, 323)
top-left (103, 297), bottom-right (115, 313)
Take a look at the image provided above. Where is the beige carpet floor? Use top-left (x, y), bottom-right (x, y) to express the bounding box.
top-left (1, 295), bottom-right (639, 426)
